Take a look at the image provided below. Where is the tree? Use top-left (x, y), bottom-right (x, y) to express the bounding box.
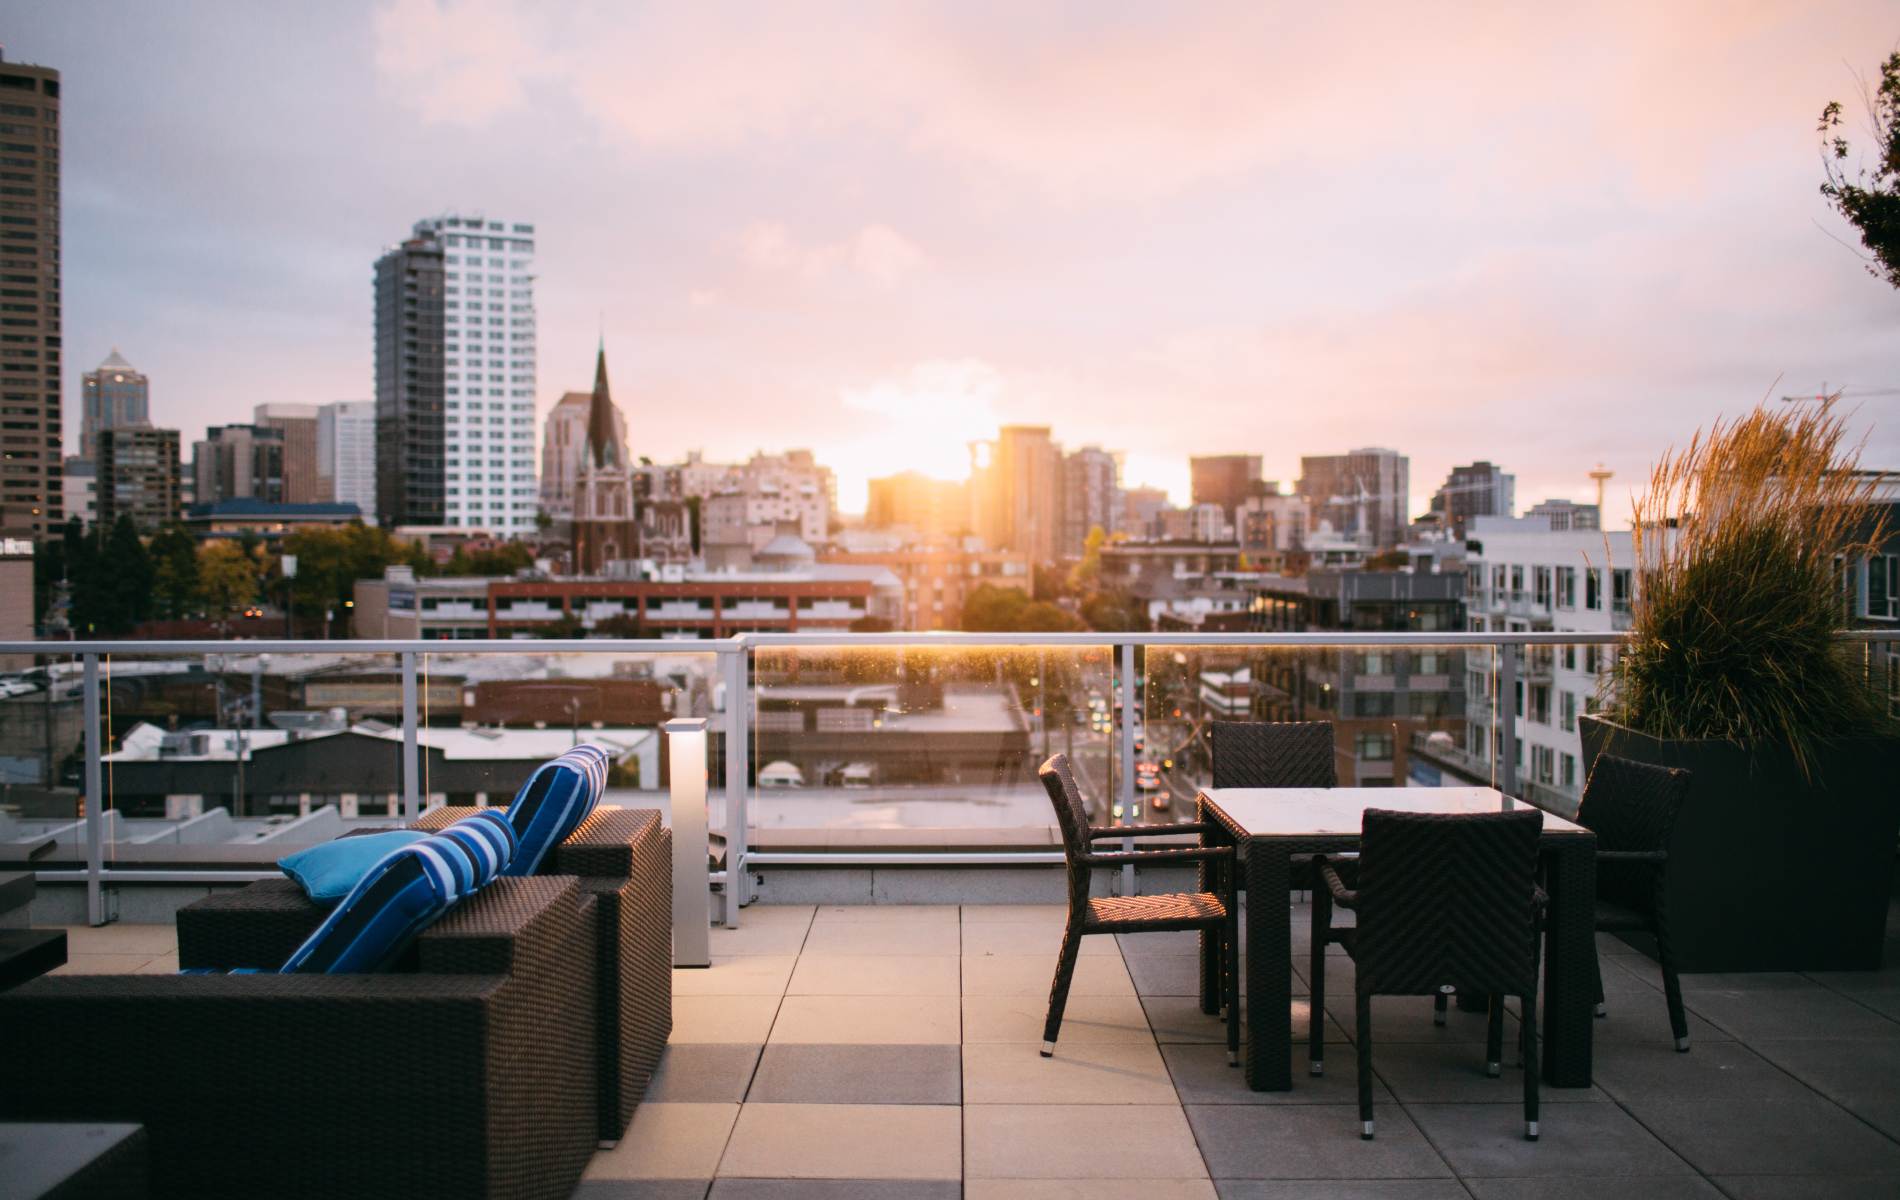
top-left (962, 583), bottom-right (1083, 632)
top-left (443, 542), bottom-right (534, 576)
top-left (1364, 548), bottom-right (1410, 570)
top-left (1067, 524), bottom-right (1107, 593)
top-left (848, 614), bottom-right (894, 632)
top-left (149, 524), bottom-right (201, 619)
top-left (1819, 51), bottom-right (1900, 288)
top-left (66, 517), bottom-right (153, 635)
top-left (1079, 589), bottom-right (1149, 632)
top-left (198, 540), bottom-right (263, 620)
top-left (282, 523), bottom-right (430, 620)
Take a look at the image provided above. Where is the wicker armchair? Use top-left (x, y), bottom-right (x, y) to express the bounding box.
top-left (1037, 754), bottom-right (1239, 1061)
top-left (0, 876), bottom-right (599, 1200)
top-left (1208, 720), bottom-right (1337, 789)
top-left (1309, 808), bottom-right (1547, 1141)
top-left (181, 806), bottom-right (672, 1145)
top-left (1577, 754), bottom-right (1693, 1051)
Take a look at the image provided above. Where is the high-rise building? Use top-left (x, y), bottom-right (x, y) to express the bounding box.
top-left (96, 426), bottom-right (181, 531)
top-left (1236, 488), bottom-right (1308, 558)
top-left (541, 388), bottom-right (626, 521)
top-left (1298, 447), bottom-right (1411, 549)
top-left (1190, 454), bottom-right (1262, 524)
top-left (317, 400), bottom-right (375, 518)
top-left (376, 214), bottom-right (537, 534)
top-left (60, 455), bottom-right (94, 526)
top-left (80, 349), bottom-right (148, 458)
top-left (971, 425), bottom-right (1063, 563)
top-left (254, 403), bottom-right (322, 504)
top-left (0, 55), bottom-right (61, 536)
top-left (865, 471), bottom-right (969, 541)
top-left (1429, 461), bottom-right (1515, 540)
top-left (1117, 486), bottom-right (1170, 539)
top-left (1062, 446), bottom-right (1120, 557)
top-left (193, 423), bottom-right (284, 505)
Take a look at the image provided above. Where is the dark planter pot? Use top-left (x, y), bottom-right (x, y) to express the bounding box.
top-left (1579, 716), bottom-right (1900, 972)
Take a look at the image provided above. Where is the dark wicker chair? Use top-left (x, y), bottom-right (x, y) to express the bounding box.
top-left (1208, 720), bottom-right (1337, 789)
top-left (180, 806), bottom-right (672, 1145)
top-left (0, 876), bottom-right (600, 1200)
top-left (1309, 808), bottom-right (1547, 1141)
top-left (1577, 754), bottom-right (1693, 1051)
top-left (1038, 753), bottom-right (1239, 1060)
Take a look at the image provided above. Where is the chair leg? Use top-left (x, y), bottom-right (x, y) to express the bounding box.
top-left (1486, 994), bottom-right (1504, 1077)
top-left (1041, 919), bottom-right (1084, 1057)
top-left (1309, 886), bottom-right (1329, 1077)
top-left (1652, 893), bottom-right (1690, 1052)
top-left (1521, 984), bottom-right (1540, 1141)
top-left (1356, 989), bottom-right (1375, 1140)
top-left (1225, 910), bottom-right (1241, 1067)
top-left (1433, 988), bottom-right (1449, 1026)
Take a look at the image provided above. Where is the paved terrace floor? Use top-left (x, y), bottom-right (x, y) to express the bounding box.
top-left (54, 896), bottom-right (1900, 1197)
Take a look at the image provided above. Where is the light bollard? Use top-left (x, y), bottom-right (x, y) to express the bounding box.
top-left (665, 717), bottom-right (712, 967)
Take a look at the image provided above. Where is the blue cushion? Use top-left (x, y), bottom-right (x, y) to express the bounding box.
top-left (504, 743), bottom-right (610, 876)
top-left (280, 812), bottom-right (518, 974)
top-left (278, 831), bottom-right (429, 905)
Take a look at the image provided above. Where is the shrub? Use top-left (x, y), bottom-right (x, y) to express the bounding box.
top-left (1609, 402), bottom-right (1892, 778)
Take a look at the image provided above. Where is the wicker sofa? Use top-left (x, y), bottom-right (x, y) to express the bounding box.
top-left (177, 805), bottom-right (672, 1145)
top-left (0, 875), bottom-right (599, 1200)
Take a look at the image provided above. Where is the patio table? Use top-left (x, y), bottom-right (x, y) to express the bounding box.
top-left (1195, 786), bottom-right (1598, 1091)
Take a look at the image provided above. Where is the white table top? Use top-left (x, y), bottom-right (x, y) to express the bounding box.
top-left (1197, 786), bottom-right (1591, 839)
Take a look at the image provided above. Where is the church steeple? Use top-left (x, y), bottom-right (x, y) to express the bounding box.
top-left (586, 339), bottom-right (619, 470)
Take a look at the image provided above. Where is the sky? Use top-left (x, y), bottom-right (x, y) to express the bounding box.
top-left (4, 1), bottom-right (1898, 524)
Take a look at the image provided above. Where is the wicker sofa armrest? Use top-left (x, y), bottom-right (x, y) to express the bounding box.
top-left (1315, 857), bottom-right (1359, 910)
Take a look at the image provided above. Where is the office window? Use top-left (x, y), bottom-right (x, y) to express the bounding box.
top-left (1354, 732), bottom-right (1394, 761)
top-left (1561, 690), bottom-right (1577, 732)
top-left (1528, 684), bottom-right (1551, 725)
top-left (1586, 569), bottom-right (1602, 610)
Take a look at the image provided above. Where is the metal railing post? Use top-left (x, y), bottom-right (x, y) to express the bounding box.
top-left (1498, 642), bottom-right (1519, 800)
top-left (722, 643), bottom-right (750, 920)
top-left (82, 653), bottom-right (105, 926)
top-left (1118, 641), bottom-right (1137, 896)
top-left (401, 650), bottom-right (419, 822)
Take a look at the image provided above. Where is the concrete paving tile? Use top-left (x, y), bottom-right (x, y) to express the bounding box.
top-left (1128, 954), bottom-right (1220, 997)
top-left (786, 954), bottom-right (960, 996)
top-left (708, 913), bottom-right (812, 957)
top-left (1142, 996), bottom-right (1347, 1045)
top-left (1367, 1041), bottom-right (1605, 1104)
top-left (1215, 1184), bottom-right (1470, 1199)
top-left (646, 1045), bottom-right (762, 1103)
top-left (768, 995), bottom-right (961, 1044)
top-left (1164, 1043), bottom-right (1389, 1106)
top-left (1683, 983), bottom-right (1900, 1042)
top-left (962, 922), bottom-right (1116, 957)
top-left (813, 904), bottom-right (959, 925)
top-left (1708, 1177), bottom-right (1900, 1199)
top-left (1406, 1101), bottom-right (1692, 1178)
top-left (1117, 930), bottom-right (1204, 956)
top-left (963, 954), bottom-right (1133, 997)
top-left (963, 1040), bottom-right (1177, 1104)
top-left (718, 1103), bottom-right (960, 1180)
top-left (1623, 1096), bottom-right (1900, 1177)
top-left (585, 1103), bottom-right (739, 1180)
top-left (963, 904), bottom-right (1067, 924)
top-left (747, 1044), bottom-right (960, 1105)
top-left (1187, 1104), bottom-right (1452, 1179)
top-left (971, 1183), bottom-right (1216, 1200)
top-left (1583, 988), bottom-right (1730, 1048)
top-left (669, 995), bottom-right (782, 1044)
top-left (1750, 1037), bottom-right (1900, 1138)
top-left (1461, 1181), bottom-right (1722, 1199)
top-left (60, 923), bottom-right (176, 955)
top-left (800, 922), bottom-right (962, 955)
top-left (965, 993), bottom-right (1153, 1044)
top-left (964, 1104), bottom-right (1207, 1179)
top-left (708, 1182), bottom-right (957, 1200)
top-left (1589, 1040), bottom-right (1810, 1104)
top-left (131, 955), bottom-right (180, 975)
top-left (48, 954), bottom-right (154, 975)
top-left (672, 957), bottom-right (797, 997)
top-left (573, 1181), bottom-right (712, 1199)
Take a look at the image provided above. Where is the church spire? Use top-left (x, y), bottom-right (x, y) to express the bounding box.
top-left (586, 341), bottom-right (618, 470)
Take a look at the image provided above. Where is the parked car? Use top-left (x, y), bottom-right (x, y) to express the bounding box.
top-left (758, 760), bottom-right (806, 789)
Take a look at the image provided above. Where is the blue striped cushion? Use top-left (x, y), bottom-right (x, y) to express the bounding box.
top-left (280, 812), bottom-right (518, 974)
top-left (503, 743), bottom-right (610, 876)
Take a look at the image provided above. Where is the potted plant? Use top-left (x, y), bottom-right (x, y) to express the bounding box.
top-left (1580, 403), bottom-right (1899, 972)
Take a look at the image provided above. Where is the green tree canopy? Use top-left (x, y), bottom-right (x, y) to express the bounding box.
top-left (149, 524), bottom-right (201, 619)
top-left (198, 540), bottom-right (264, 619)
top-left (1819, 51), bottom-right (1900, 288)
top-left (961, 583), bottom-right (1083, 632)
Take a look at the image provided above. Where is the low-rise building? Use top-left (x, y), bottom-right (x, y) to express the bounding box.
top-left (818, 540), bottom-right (1031, 630)
top-left (185, 499), bottom-right (362, 541)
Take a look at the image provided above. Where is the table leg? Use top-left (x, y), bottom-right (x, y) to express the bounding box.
top-left (1245, 842), bottom-right (1292, 1091)
top-left (1542, 837), bottom-right (1597, 1086)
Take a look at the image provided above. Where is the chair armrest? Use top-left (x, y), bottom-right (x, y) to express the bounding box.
top-left (1595, 849), bottom-right (1666, 863)
top-left (1532, 885), bottom-right (1550, 913)
top-left (1083, 845), bottom-right (1234, 867)
top-left (1314, 855), bottom-right (1359, 910)
top-left (1086, 822), bottom-right (1218, 840)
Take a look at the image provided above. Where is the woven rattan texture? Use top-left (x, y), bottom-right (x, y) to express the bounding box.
top-left (0, 878), bottom-right (597, 1199)
top-left (1085, 892), bottom-right (1227, 931)
top-left (1577, 754), bottom-right (1690, 915)
top-left (1209, 720), bottom-right (1337, 789)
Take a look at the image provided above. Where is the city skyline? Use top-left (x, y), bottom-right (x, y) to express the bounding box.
top-left (4, 3), bottom-right (1898, 525)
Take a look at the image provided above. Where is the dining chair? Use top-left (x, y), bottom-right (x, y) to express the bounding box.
top-left (1309, 807), bottom-right (1547, 1141)
top-left (1208, 720), bottom-right (1337, 789)
top-left (1037, 753), bottom-right (1240, 1061)
top-left (1577, 754), bottom-right (1694, 1051)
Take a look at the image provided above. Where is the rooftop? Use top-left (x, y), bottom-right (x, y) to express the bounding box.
top-left (46, 891), bottom-right (1900, 1195)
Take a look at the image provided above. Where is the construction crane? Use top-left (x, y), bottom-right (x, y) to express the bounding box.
top-left (1779, 385), bottom-right (1900, 407)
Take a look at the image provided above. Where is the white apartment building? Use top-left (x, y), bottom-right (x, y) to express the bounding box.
top-left (420, 213), bottom-right (537, 535)
top-left (318, 400), bottom-right (375, 519)
top-left (1462, 513), bottom-right (1639, 810)
top-left (692, 450), bottom-right (835, 553)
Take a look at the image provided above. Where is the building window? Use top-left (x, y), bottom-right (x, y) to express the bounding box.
top-left (1528, 683), bottom-right (1551, 725)
top-left (1559, 751), bottom-right (1576, 790)
top-left (1561, 690), bottom-right (1577, 732)
top-left (1612, 568), bottom-right (1632, 614)
top-left (1585, 569), bottom-right (1602, 610)
top-left (1533, 566), bottom-right (1552, 608)
top-left (1532, 744), bottom-right (1554, 784)
top-left (1867, 554), bottom-right (1897, 620)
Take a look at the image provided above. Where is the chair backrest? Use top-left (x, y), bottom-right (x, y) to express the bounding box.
top-left (1353, 807), bottom-right (1543, 996)
top-left (1208, 720), bottom-right (1336, 789)
top-left (1577, 754), bottom-right (1691, 913)
top-left (1037, 754), bottom-right (1096, 909)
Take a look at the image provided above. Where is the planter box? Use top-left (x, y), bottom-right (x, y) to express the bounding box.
top-left (1580, 716), bottom-right (1900, 972)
